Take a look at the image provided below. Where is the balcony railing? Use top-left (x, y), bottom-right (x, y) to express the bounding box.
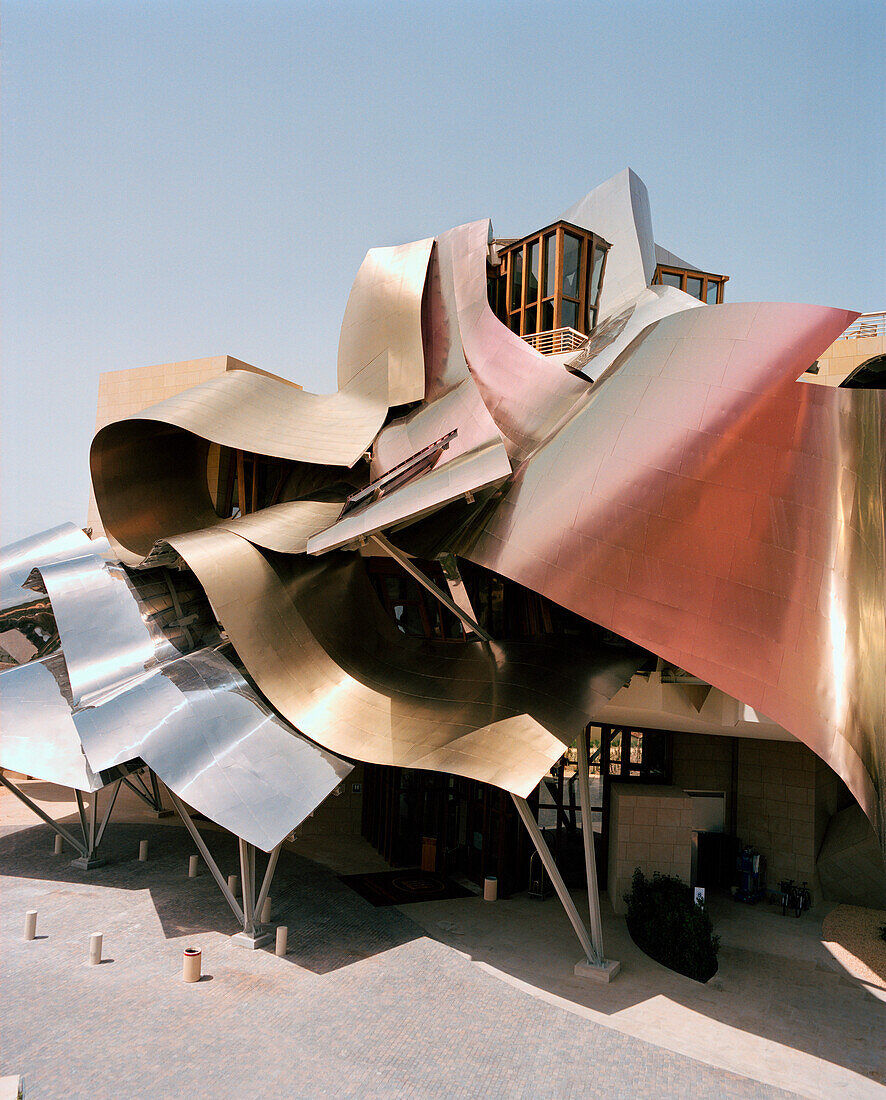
top-left (521, 327), bottom-right (586, 355)
top-left (838, 312), bottom-right (885, 340)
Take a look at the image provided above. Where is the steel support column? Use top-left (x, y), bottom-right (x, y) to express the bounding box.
top-left (166, 789), bottom-right (244, 924)
top-left (254, 841), bottom-right (282, 923)
top-left (577, 724), bottom-right (606, 961)
top-left (0, 773), bottom-right (86, 856)
top-left (511, 793), bottom-right (597, 963)
top-left (369, 534), bottom-right (492, 641)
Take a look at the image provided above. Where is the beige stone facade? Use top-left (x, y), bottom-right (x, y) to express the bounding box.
top-left (608, 734), bottom-right (884, 910)
top-left (800, 313), bottom-right (884, 387)
top-left (608, 784), bottom-right (693, 915)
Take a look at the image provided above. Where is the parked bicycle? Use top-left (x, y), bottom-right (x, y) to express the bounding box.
top-left (779, 879), bottom-right (811, 917)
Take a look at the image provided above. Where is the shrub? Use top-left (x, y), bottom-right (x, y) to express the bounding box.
top-left (879, 923), bottom-right (886, 945)
top-left (623, 868), bottom-right (720, 982)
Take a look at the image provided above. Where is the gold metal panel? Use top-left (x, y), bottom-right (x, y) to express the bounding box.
top-left (162, 527), bottom-right (641, 798)
top-left (337, 238), bottom-right (434, 405)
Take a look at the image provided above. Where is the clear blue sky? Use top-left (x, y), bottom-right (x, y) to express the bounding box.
top-left (3, 0), bottom-right (884, 544)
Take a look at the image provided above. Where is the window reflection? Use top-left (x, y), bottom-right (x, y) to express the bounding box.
top-left (562, 233), bottom-right (582, 298)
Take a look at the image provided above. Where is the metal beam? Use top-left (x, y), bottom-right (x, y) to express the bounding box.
top-left (148, 769), bottom-right (165, 813)
top-left (95, 779), bottom-right (122, 849)
top-left (577, 725), bottom-right (605, 960)
top-left (121, 774), bottom-right (158, 810)
top-left (166, 789), bottom-right (244, 924)
top-left (511, 793), bottom-right (598, 964)
top-left (0, 774), bottom-right (86, 856)
top-left (369, 534), bottom-right (492, 641)
top-left (254, 841), bottom-right (282, 923)
top-left (74, 791), bottom-right (90, 848)
top-left (239, 837), bottom-right (256, 933)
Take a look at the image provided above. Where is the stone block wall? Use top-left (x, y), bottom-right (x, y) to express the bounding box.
top-left (672, 732), bottom-right (734, 825)
top-left (735, 739), bottom-right (816, 894)
top-left (608, 784), bottom-right (693, 915)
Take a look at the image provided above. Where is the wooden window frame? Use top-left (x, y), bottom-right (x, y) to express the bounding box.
top-left (495, 221), bottom-right (610, 339)
top-left (654, 264), bottom-right (728, 304)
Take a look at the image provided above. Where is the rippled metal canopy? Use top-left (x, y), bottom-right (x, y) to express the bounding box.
top-left (4, 168), bottom-right (884, 857)
top-left (1, 542), bottom-right (351, 849)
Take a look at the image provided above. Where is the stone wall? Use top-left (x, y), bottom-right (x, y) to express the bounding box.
top-left (672, 732), bottom-right (734, 826)
top-left (735, 739), bottom-right (816, 895)
top-left (608, 784), bottom-right (692, 915)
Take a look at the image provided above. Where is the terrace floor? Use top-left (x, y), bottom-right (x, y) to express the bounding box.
top-left (1, 781), bottom-right (883, 1099)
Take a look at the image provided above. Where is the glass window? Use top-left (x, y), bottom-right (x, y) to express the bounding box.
top-left (544, 233), bottom-right (556, 298)
top-left (523, 304), bottom-right (537, 335)
top-left (706, 280), bottom-right (719, 304)
top-left (661, 270), bottom-right (682, 289)
top-left (541, 300), bottom-right (554, 332)
top-left (510, 249), bottom-right (523, 312)
top-left (686, 276), bottom-right (704, 300)
top-left (509, 312), bottom-right (521, 333)
top-left (527, 240), bottom-right (539, 302)
top-left (561, 299), bottom-right (578, 330)
top-left (589, 246), bottom-right (605, 304)
top-left (562, 233), bottom-right (582, 298)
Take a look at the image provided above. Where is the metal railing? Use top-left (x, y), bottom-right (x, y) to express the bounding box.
top-left (838, 312), bottom-right (885, 340)
top-left (521, 327), bottom-right (586, 355)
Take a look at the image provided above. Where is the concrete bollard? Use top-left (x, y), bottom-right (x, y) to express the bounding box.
top-left (227, 874), bottom-right (239, 895)
top-left (89, 932), bottom-right (103, 965)
top-left (260, 896), bottom-right (272, 923)
top-left (275, 926), bottom-right (288, 957)
top-left (53, 835), bottom-right (64, 855)
top-left (138, 840), bottom-right (149, 862)
top-left (188, 855), bottom-right (199, 878)
top-left (483, 875), bottom-right (498, 902)
top-left (182, 947), bottom-right (202, 982)
top-left (23, 910), bottom-right (38, 940)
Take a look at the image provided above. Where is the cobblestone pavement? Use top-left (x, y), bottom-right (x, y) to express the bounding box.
top-left (0, 821), bottom-right (798, 1100)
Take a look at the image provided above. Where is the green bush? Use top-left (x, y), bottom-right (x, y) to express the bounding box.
top-left (623, 868), bottom-right (720, 982)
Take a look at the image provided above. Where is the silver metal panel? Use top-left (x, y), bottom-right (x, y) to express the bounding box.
top-left (73, 645), bottom-right (352, 851)
top-left (30, 555), bottom-right (174, 706)
top-left (306, 441), bottom-right (511, 554)
top-left (1, 523), bottom-right (105, 612)
top-left (0, 657), bottom-right (100, 791)
top-left (560, 167), bottom-right (657, 318)
top-left (0, 533), bottom-right (353, 847)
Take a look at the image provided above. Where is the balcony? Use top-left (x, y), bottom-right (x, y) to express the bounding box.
top-left (521, 327), bottom-right (586, 356)
top-left (839, 312), bottom-right (885, 340)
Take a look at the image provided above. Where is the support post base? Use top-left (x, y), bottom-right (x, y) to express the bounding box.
top-left (230, 929), bottom-right (273, 950)
top-left (70, 856), bottom-right (107, 870)
top-left (574, 958), bottom-right (620, 983)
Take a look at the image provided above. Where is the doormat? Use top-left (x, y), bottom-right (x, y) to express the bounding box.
top-left (340, 869), bottom-right (474, 907)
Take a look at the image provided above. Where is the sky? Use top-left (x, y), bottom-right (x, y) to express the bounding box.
top-left (3, 0), bottom-right (884, 544)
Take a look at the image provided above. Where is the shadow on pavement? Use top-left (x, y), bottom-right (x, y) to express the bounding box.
top-left (0, 821), bottom-right (422, 975)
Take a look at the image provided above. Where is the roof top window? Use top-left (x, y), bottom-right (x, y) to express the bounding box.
top-left (488, 221), bottom-right (610, 353)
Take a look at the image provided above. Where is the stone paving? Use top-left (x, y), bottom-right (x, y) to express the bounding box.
top-left (0, 820), bottom-right (797, 1100)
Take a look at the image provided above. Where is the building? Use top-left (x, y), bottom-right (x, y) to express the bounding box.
top-left (2, 169), bottom-right (884, 976)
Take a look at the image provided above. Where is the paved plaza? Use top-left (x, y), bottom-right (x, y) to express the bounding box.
top-left (1, 786), bottom-right (884, 1099)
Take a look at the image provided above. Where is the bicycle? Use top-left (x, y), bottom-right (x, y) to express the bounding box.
top-left (779, 879), bottom-right (811, 917)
